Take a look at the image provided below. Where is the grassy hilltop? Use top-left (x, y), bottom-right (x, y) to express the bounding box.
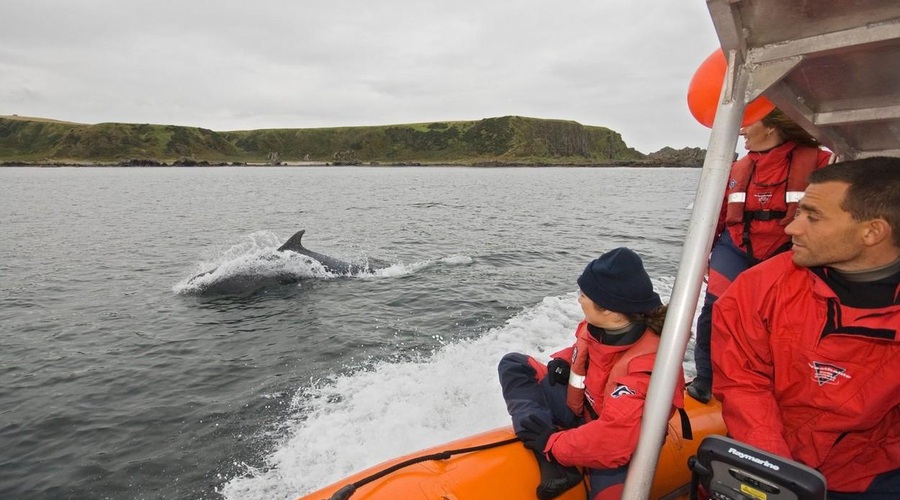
top-left (0, 114), bottom-right (702, 166)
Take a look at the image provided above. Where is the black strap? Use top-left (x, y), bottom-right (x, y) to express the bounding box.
top-left (743, 210), bottom-right (787, 221)
top-left (741, 221), bottom-right (758, 267)
top-left (585, 400), bottom-right (599, 421)
top-left (325, 437), bottom-right (520, 500)
top-left (678, 407), bottom-right (693, 441)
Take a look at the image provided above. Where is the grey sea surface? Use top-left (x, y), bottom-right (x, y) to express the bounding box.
top-left (0, 166), bottom-right (702, 499)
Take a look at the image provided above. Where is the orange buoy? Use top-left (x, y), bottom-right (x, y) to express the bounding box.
top-left (687, 49), bottom-right (775, 128)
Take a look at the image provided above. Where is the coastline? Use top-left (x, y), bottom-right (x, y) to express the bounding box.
top-left (0, 115), bottom-right (707, 168)
top-left (0, 160), bottom-right (702, 168)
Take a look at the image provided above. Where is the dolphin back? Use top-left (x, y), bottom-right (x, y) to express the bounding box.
top-left (183, 229), bottom-right (389, 295)
top-left (276, 230), bottom-right (307, 253)
top-left (276, 229), bottom-right (357, 274)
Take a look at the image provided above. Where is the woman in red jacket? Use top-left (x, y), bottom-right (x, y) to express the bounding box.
top-left (498, 247), bottom-right (684, 500)
top-left (688, 108), bottom-right (832, 403)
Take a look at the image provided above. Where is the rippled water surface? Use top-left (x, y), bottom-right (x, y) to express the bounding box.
top-left (0, 166), bottom-right (701, 499)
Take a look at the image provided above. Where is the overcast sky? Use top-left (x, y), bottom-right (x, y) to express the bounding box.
top-left (1, 1), bottom-right (722, 154)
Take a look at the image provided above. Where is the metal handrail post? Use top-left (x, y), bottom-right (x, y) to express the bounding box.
top-left (621, 49), bottom-right (748, 499)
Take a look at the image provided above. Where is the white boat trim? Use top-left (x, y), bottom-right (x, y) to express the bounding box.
top-left (622, 1), bottom-right (900, 498)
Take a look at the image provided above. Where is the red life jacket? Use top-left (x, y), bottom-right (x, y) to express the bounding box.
top-left (566, 321), bottom-right (664, 420)
top-left (724, 145), bottom-right (821, 227)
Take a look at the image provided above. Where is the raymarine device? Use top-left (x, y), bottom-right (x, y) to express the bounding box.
top-left (689, 435), bottom-right (826, 500)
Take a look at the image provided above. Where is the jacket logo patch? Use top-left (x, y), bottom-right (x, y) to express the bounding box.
top-left (728, 179), bottom-right (737, 188)
top-left (809, 361), bottom-right (851, 386)
top-left (611, 384), bottom-right (635, 398)
top-left (755, 192), bottom-right (772, 204)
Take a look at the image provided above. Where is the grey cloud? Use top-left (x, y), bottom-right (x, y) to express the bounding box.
top-left (0, 0), bottom-right (721, 153)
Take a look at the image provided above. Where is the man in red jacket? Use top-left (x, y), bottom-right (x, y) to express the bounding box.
top-left (711, 157), bottom-right (900, 498)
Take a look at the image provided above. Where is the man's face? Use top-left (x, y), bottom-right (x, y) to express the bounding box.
top-left (785, 181), bottom-right (869, 271)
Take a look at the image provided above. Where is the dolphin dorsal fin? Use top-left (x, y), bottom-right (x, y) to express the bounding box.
top-left (276, 230), bottom-right (307, 252)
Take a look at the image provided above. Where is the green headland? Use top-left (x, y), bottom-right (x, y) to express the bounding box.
top-left (0, 114), bottom-right (704, 167)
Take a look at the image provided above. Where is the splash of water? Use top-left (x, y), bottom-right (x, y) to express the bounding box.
top-left (171, 231), bottom-right (435, 294)
top-left (220, 278), bottom-right (691, 499)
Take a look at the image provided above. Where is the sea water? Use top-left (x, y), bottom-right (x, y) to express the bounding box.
top-left (0, 166), bottom-right (702, 499)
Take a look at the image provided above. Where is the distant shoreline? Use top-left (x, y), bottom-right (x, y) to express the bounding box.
top-left (0, 115), bottom-right (707, 168)
top-left (0, 161), bottom-right (700, 168)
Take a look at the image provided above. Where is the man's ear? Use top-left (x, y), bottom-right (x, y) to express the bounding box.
top-left (862, 218), bottom-right (892, 247)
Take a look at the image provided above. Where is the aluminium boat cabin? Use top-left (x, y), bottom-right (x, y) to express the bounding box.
top-left (623, 1), bottom-right (900, 498)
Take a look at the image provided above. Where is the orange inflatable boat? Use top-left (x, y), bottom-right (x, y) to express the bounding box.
top-left (297, 395), bottom-right (724, 500)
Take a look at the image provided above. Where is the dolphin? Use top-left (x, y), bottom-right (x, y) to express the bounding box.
top-left (182, 229), bottom-right (389, 295)
top-left (276, 229), bottom-right (389, 274)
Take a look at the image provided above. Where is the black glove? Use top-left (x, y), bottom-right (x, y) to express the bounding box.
top-left (518, 415), bottom-right (555, 453)
top-left (547, 358), bottom-right (570, 386)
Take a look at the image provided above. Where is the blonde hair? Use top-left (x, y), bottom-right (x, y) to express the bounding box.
top-left (761, 108), bottom-right (820, 148)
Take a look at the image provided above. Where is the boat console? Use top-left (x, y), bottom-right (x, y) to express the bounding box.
top-left (689, 435), bottom-right (826, 500)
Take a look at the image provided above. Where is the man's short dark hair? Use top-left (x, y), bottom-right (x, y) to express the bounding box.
top-left (808, 156), bottom-right (900, 246)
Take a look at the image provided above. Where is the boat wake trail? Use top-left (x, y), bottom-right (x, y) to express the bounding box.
top-left (218, 276), bottom-right (688, 499)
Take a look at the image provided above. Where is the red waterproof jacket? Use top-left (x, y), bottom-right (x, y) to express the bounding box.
top-left (716, 142), bottom-right (831, 260)
top-left (712, 252), bottom-right (900, 492)
top-left (545, 321), bottom-right (685, 469)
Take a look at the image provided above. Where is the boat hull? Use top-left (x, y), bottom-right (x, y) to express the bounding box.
top-left (298, 395), bottom-right (725, 500)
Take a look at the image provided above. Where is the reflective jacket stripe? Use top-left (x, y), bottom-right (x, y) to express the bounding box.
top-left (728, 192), bottom-right (746, 203)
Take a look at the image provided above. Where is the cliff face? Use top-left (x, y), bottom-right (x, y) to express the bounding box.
top-left (645, 146), bottom-right (706, 167)
top-left (0, 115), bottom-right (695, 165)
top-left (222, 116), bottom-right (645, 164)
top-left (497, 116), bottom-right (641, 160)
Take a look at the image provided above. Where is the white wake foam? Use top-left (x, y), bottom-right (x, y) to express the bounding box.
top-left (220, 277), bottom-right (693, 499)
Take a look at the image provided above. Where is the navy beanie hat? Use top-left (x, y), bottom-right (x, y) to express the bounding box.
top-left (577, 247), bottom-right (662, 314)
